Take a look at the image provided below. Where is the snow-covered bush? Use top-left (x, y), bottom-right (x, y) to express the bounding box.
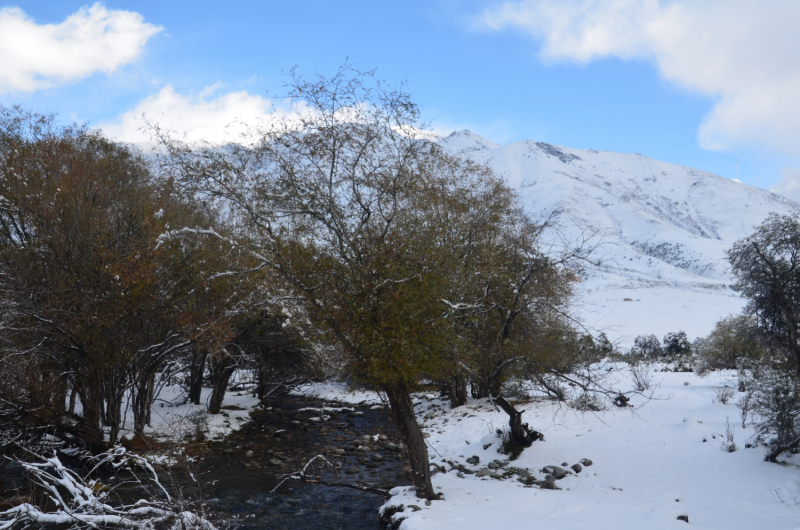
top-left (748, 368), bottom-right (800, 461)
top-left (630, 334), bottom-right (663, 359)
top-left (663, 331), bottom-right (692, 357)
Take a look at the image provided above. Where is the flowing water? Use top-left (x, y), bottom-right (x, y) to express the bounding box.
top-left (181, 394), bottom-right (410, 529)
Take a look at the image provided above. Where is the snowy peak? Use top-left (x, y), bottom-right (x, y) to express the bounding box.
top-left (439, 130), bottom-right (499, 155)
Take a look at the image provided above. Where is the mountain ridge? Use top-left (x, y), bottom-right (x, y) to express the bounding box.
top-left (438, 130), bottom-right (798, 346)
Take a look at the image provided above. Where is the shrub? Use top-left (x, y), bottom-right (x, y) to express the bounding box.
top-left (571, 392), bottom-right (607, 412)
top-left (630, 362), bottom-right (653, 392)
top-left (630, 334), bottom-right (663, 359)
top-left (663, 331), bottom-right (692, 357)
top-left (715, 386), bottom-right (736, 405)
top-left (695, 315), bottom-right (765, 376)
top-left (749, 367), bottom-right (800, 461)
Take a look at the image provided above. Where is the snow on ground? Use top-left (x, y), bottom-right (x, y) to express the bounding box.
top-left (139, 384), bottom-right (260, 442)
top-left (576, 284), bottom-right (746, 348)
top-left (107, 376), bottom-right (261, 444)
top-left (295, 382), bottom-right (385, 406)
top-left (326, 368), bottom-right (800, 530)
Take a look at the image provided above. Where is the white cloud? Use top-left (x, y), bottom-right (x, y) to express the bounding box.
top-left (100, 84), bottom-right (286, 144)
top-left (0, 3), bottom-right (161, 93)
top-left (770, 167), bottom-right (800, 204)
top-left (477, 0), bottom-right (800, 156)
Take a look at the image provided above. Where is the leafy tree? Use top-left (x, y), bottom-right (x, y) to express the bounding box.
top-left (0, 107), bottom-right (246, 450)
top-left (727, 213), bottom-right (800, 461)
top-left (729, 213), bottom-right (800, 374)
top-left (157, 65), bottom-right (570, 498)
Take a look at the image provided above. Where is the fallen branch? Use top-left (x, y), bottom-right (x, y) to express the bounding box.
top-left (0, 448), bottom-right (217, 529)
top-left (270, 455), bottom-right (390, 496)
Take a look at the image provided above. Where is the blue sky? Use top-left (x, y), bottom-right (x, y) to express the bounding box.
top-left (2, 1), bottom-right (800, 198)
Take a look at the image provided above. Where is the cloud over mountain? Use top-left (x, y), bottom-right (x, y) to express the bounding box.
top-left (0, 3), bottom-right (161, 93)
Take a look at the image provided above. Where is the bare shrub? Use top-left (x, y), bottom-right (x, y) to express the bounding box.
top-left (630, 362), bottom-right (653, 392)
top-left (724, 417), bottom-right (737, 452)
top-left (570, 392), bottom-right (607, 412)
top-left (715, 386), bottom-right (736, 404)
top-left (738, 389), bottom-right (754, 429)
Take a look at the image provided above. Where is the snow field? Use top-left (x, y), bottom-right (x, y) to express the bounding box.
top-left (301, 371), bottom-right (800, 529)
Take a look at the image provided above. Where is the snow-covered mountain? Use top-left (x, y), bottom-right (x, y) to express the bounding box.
top-left (439, 131), bottom-right (799, 347)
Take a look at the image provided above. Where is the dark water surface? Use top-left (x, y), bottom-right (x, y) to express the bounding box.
top-left (198, 394), bottom-right (410, 529)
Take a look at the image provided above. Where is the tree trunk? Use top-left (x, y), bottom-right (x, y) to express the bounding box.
top-left (132, 373), bottom-right (156, 436)
top-left (446, 373), bottom-right (467, 408)
top-left (496, 395), bottom-right (542, 448)
top-left (106, 390), bottom-right (123, 444)
top-left (208, 354), bottom-right (236, 414)
top-left (76, 384), bottom-right (105, 453)
top-left (385, 385), bottom-right (437, 500)
top-left (68, 384), bottom-right (77, 415)
top-left (189, 349), bottom-right (208, 405)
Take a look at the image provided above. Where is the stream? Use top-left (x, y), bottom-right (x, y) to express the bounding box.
top-left (181, 394), bottom-right (410, 529)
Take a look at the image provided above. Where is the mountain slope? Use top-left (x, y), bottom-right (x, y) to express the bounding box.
top-left (439, 131), bottom-right (799, 346)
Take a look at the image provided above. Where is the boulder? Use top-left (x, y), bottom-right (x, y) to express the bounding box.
top-left (542, 465), bottom-right (567, 479)
top-left (571, 463), bottom-right (582, 473)
top-left (540, 480), bottom-right (559, 490)
top-left (517, 469), bottom-right (532, 479)
top-left (466, 455), bottom-right (480, 465)
top-left (269, 458), bottom-right (282, 466)
top-left (476, 469), bottom-right (500, 478)
top-left (487, 462), bottom-right (498, 470)
top-left (579, 458), bottom-right (593, 467)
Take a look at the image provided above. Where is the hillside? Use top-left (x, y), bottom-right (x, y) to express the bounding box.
top-left (439, 131), bottom-right (799, 346)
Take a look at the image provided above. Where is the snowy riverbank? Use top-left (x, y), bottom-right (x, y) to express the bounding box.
top-left (302, 369), bottom-right (800, 530)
